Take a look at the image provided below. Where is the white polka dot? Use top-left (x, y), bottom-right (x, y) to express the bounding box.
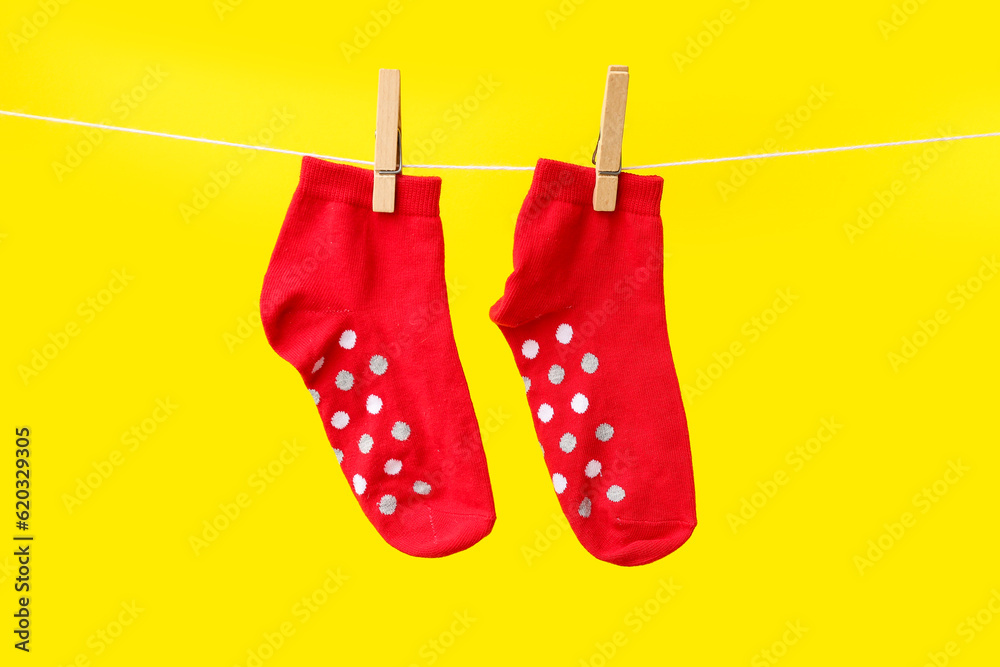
top-left (607, 485), bottom-right (625, 502)
top-left (556, 323), bottom-right (573, 344)
top-left (552, 473), bottom-right (567, 494)
top-left (358, 433), bottom-right (374, 454)
top-left (312, 357), bottom-right (325, 373)
top-left (309, 389), bottom-right (320, 405)
top-left (581, 353), bottom-right (599, 374)
top-left (335, 370), bottom-right (354, 391)
top-left (366, 394), bottom-right (383, 414)
top-left (571, 393), bottom-right (589, 414)
top-left (585, 460), bottom-right (602, 478)
top-left (370, 355), bottom-right (388, 375)
top-left (537, 403), bottom-right (554, 423)
top-left (333, 448), bottom-right (344, 464)
top-left (559, 433), bottom-right (577, 453)
top-left (392, 421), bottom-right (411, 441)
top-left (522, 339), bottom-right (539, 359)
top-left (523, 376), bottom-right (531, 392)
top-left (384, 458), bottom-right (402, 475)
top-left (339, 330), bottom-right (356, 349)
top-left (352, 474), bottom-right (366, 494)
top-left (596, 423), bottom-right (614, 442)
top-left (331, 411), bottom-right (349, 429)
top-left (548, 365), bottom-right (565, 384)
top-left (413, 480), bottom-right (431, 495)
top-left (378, 494), bottom-right (397, 515)
top-left (579, 497), bottom-right (592, 517)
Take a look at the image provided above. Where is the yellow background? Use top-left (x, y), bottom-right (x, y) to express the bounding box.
top-left (2, 0), bottom-right (999, 665)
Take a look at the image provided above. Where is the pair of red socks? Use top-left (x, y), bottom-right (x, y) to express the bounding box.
top-left (259, 157), bottom-right (696, 566)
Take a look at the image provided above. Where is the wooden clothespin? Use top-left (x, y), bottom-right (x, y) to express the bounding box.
top-left (592, 65), bottom-right (629, 211)
top-left (373, 68), bottom-right (401, 213)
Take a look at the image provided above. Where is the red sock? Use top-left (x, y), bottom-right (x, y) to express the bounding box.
top-left (260, 157), bottom-right (496, 558)
top-left (490, 159), bottom-right (696, 566)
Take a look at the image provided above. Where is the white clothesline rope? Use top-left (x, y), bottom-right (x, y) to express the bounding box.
top-left (2, 109), bottom-right (999, 172)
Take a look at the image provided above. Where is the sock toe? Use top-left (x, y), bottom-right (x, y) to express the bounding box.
top-left (575, 517), bottom-right (696, 567)
top-left (379, 505), bottom-right (496, 558)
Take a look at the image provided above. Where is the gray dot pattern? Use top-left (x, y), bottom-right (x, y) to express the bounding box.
top-left (335, 370), bottom-right (354, 391)
top-left (391, 421), bottom-right (411, 441)
top-left (581, 353), bottom-right (599, 374)
top-left (596, 423), bottom-right (614, 442)
top-left (370, 355), bottom-right (388, 375)
top-left (378, 494), bottom-right (397, 515)
top-left (548, 364), bottom-right (565, 385)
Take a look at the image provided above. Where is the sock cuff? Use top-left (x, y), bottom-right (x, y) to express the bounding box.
top-left (298, 156), bottom-right (441, 217)
top-left (526, 158), bottom-right (663, 216)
